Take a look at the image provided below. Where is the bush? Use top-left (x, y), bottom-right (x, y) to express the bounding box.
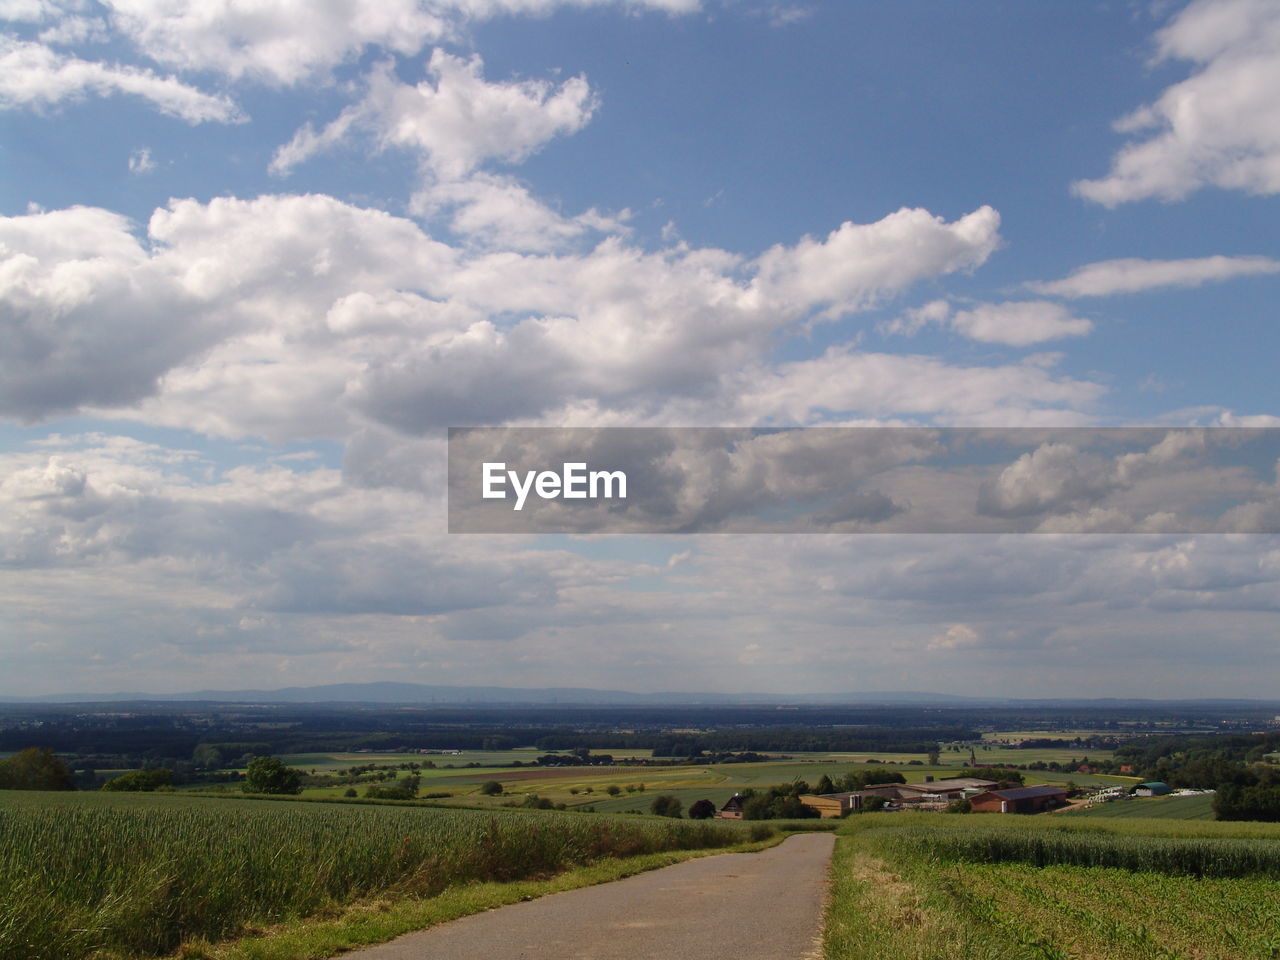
top-left (650, 795), bottom-right (683, 818)
top-left (101, 769), bottom-right (172, 792)
top-left (479, 781), bottom-right (503, 796)
top-left (688, 799), bottom-right (717, 820)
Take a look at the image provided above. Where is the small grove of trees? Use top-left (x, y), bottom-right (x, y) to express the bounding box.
top-left (650, 794), bottom-right (683, 818)
top-left (1214, 782), bottom-right (1280, 822)
top-left (102, 768), bottom-right (172, 792)
top-left (479, 780), bottom-right (503, 796)
top-left (0, 748), bottom-right (75, 791)
top-left (687, 798), bottom-right (716, 819)
top-left (364, 775), bottom-right (420, 801)
top-left (242, 756), bottom-right (302, 795)
top-left (191, 744), bottom-right (224, 770)
top-left (739, 784), bottom-right (820, 820)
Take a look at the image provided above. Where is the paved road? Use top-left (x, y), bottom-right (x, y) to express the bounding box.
top-left (347, 832), bottom-right (836, 960)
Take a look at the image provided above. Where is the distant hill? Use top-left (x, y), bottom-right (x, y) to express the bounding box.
top-left (0, 682), bottom-right (986, 706)
top-left (3, 683), bottom-right (1276, 708)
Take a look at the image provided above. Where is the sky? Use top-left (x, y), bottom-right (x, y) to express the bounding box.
top-left (1, 0), bottom-right (1279, 699)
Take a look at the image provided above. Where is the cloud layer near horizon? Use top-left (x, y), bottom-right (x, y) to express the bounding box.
top-left (2, 0), bottom-right (1280, 699)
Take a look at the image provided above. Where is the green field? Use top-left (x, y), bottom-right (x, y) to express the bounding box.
top-left (0, 790), bottom-right (754, 960)
top-left (823, 812), bottom-right (1280, 960)
top-left (1071, 792), bottom-right (1216, 820)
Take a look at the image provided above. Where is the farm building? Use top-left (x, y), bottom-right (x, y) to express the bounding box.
top-left (799, 777), bottom-right (1001, 817)
top-left (1135, 781), bottom-right (1172, 797)
top-left (717, 794), bottom-right (746, 819)
top-left (798, 792), bottom-right (870, 817)
top-left (897, 777), bottom-right (998, 801)
top-left (969, 784), bottom-right (1068, 814)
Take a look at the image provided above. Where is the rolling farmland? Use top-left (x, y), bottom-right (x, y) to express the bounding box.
top-left (824, 813), bottom-right (1280, 960)
top-left (0, 790), bottom-right (751, 960)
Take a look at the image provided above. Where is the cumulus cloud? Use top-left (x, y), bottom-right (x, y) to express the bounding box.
top-left (0, 205), bottom-right (235, 419)
top-left (96, 0), bottom-right (696, 86)
top-left (1074, 0), bottom-right (1280, 205)
top-left (751, 205), bottom-right (1001, 320)
top-left (271, 51), bottom-right (597, 179)
top-left (1029, 255), bottom-right (1280, 297)
top-left (730, 349), bottom-right (1102, 425)
top-left (948, 301), bottom-right (1092, 346)
top-left (888, 299), bottom-right (1093, 347)
top-left (0, 193), bottom-right (1038, 436)
top-left (411, 173), bottom-right (630, 252)
top-left (0, 34), bottom-right (243, 122)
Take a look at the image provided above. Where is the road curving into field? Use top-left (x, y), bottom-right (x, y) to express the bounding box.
top-left (347, 831), bottom-right (835, 960)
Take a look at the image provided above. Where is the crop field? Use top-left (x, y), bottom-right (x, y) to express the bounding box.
top-left (1071, 793), bottom-right (1216, 820)
top-left (0, 790), bottom-right (752, 960)
top-left (824, 813), bottom-right (1280, 960)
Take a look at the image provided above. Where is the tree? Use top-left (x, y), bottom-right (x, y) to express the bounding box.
top-left (0, 747), bottom-right (75, 791)
top-left (479, 780), bottom-right (503, 796)
top-left (650, 794), bottom-right (683, 818)
top-left (102, 768), bottom-right (172, 792)
top-left (606, 784), bottom-right (622, 796)
top-left (814, 774), bottom-right (836, 795)
top-left (192, 744), bottom-right (224, 770)
top-left (242, 756), bottom-right (301, 795)
top-left (688, 798), bottom-right (717, 819)
top-left (927, 748), bottom-right (941, 765)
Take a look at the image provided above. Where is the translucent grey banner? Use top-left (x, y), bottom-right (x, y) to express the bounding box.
top-left (447, 427), bottom-right (1280, 534)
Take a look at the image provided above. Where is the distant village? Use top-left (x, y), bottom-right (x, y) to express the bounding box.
top-left (714, 775), bottom-right (1207, 819)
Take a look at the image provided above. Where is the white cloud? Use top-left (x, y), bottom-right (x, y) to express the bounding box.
top-left (412, 173), bottom-right (630, 252)
top-left (751, 205), bottom-right (1002, 320)
top-left (0, 34), bottom-right (243, 123)
top-left (883, 299), bottom-right (1092, 347)
top-left (1074, 0), bottom-right (1280, 205)
top-left (1029, 255), bottom-right (1280, 297)
top-left (1, 193), bottom-right (1069, 437)
top-left (127, 145), bottom-right (153, 173)
top-left (97, 0), bottom-right (697, 86)
top-left (927, 623), bottom-right (980, 652)
top-left (731, 348), bottom-right (1103, 425)
top-left (271, 51), bottom-right (597, 179)
top-left (948, 301), bottom-right (1092, 346)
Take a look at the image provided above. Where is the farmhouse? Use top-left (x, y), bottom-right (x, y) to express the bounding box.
top-left (717, 794), bottom-right (746, 819)
top-left (969, 784), bottom-right (1068, 814)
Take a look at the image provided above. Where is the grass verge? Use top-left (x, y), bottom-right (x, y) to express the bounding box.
top-left (165, 837), bottom-right (786, 960)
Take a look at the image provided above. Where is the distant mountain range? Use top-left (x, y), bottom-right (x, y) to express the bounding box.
top-left (1, 682), bottom-right (1276, 707)
top-left (0, 682), bottom-right (988, 706)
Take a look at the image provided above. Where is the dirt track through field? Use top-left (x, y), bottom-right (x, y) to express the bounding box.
top-left (347, 831), bottom-right (835, 960)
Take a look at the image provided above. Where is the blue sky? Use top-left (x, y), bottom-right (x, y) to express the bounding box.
top-left (2, 0), bottom-right (1279, 698)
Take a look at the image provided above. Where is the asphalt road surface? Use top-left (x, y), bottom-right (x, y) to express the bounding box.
top-left (347, 831), bottom-right (836, 960)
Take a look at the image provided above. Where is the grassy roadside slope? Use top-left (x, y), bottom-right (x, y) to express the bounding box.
top-left (0, 791), bottom-right (765, 960)
top-left (823, 813), bottom-right (1280, 960)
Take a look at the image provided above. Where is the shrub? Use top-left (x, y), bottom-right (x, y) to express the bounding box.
top-left (102, 769), bottom-right (172, 792)
top-left (650, 795), bottom-right (683, 818)
top-left (688, 799), bottom-right (717, 820)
